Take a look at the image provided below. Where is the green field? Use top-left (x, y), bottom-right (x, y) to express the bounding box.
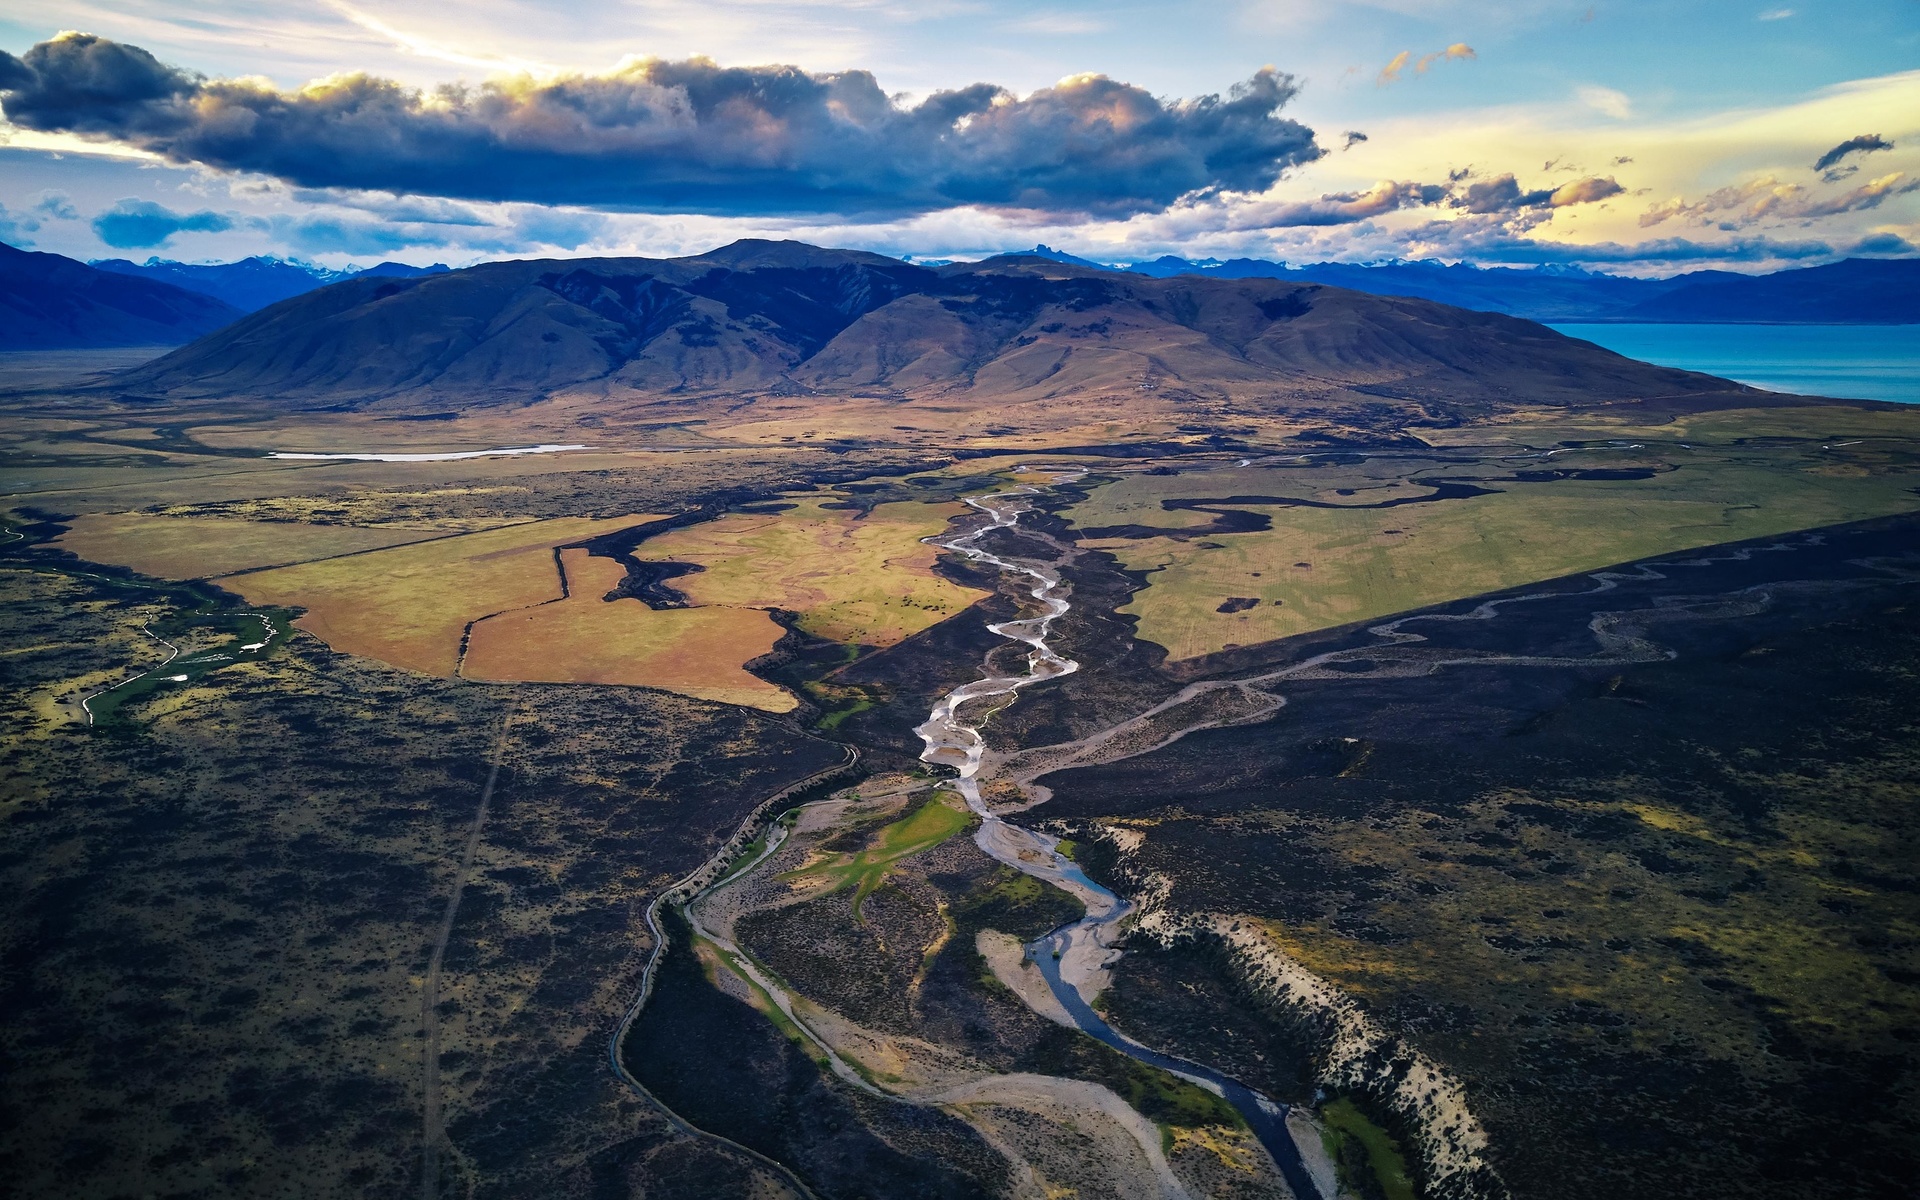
top-left (1320, 1097), bottom-right (1417, 1200)
top-left (780, 790), bottom-right (972, 914)
top-left (1062, 411), bottom-right (1920, 659)
top-left (634, 493), bottom-right (988, 647)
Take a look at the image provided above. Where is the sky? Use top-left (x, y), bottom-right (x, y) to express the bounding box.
top-left (0, 0), bottom-right (1915, 273)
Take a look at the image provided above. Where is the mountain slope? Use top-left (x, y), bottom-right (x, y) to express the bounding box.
top-left (112, 240), bottom-right (1778, 424)
top-left (1622, 258), bottom-right (1920, 323)
top-left (89, 256), bottom-right (451, 313)
top-left (0, 241), bottom-right (244, 350)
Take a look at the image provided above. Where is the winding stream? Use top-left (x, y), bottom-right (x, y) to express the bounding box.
top-left (914, 485), bottom-right (1326, 1200)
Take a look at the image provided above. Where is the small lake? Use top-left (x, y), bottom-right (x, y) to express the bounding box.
top-left (1549, 323), bottom-right (1919, 405)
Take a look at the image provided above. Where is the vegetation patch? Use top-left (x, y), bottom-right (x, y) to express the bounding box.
top-left (53, 511), bottom-right (465, 579)
top-left (463, 549), bottom-right (792, 711)
top-left (634, 492), bottom-right (989, 646)
top-left (782, 790), bottom-right (973, 915)
top-left (216, 514), bottom-right (667, 675)
top-left (1063, 416), bottom-right (1920, 659)
top-left (1320, 1095), bottom-right (1418, 1200)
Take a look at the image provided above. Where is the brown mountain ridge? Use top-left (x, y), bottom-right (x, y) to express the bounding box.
top-left (111, 240), bottom-right (1792, 433)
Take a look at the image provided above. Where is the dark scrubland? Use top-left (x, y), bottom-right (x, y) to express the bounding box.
top-left (1036, 512), bottom-right (1920, 1200)
top-left (627, 909), bottom-right (1007, 1200)
top-left (0, 558), bottom-right (842, 1199)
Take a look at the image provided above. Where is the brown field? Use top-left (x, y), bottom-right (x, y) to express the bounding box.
top-left (461, 551), bottom-right (794, 711)
top-left (53, 511), bottom-right (474, 579)
top-left (218, 515), bottom-right (668, 676)
top-left (634, 494), bottom-right (988, 646)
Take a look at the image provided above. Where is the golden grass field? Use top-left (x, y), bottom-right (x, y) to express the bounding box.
top-left (53, 512), bottom-right (477, 579)
top-left (634, 494), bottom-right (988, 646)
top-left (1065, 409), bottom-right (1920, 660)
top-left (217, 515), bottom-right (668, 675)
top-left (462, 550), bottom-right (794, 711)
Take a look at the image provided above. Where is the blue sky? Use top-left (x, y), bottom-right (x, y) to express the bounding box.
top-left (0, 0), bottom-right (1914, 271)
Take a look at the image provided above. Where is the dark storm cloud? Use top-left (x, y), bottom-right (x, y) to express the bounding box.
top-left (91, 198), bottom-right (235, 248)
top-left (1849, 232), bottom-right (1915, 256)
top-left (1813, 134), bottom-right (1892, 173)
top-left (0, 33), bottom-right (1322, 217)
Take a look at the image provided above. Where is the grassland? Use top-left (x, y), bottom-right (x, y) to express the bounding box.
top-left (215, 514), bottom-right (667, 675)
top-left (635, 494), bottom-right (989, 647)
top-left (462, 549), bottom-right (793, 711)
top-left (53, 511), bottom-right (471, 579)
top-left (1063, 411), bottom-right (1920, 659)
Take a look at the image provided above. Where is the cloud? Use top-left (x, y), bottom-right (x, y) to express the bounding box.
top-left (1546, 175), bottom-right (1626, 205)
top-left (1848, 232), bottom-right (1915, 256)
top-left (268, 199), bottom-right (611, 256)
top-left (1341, 130), bottom-right (1368, 150)
top-left (1397, 220), bottom-right (1838, 267)
top-left (0, 202), bottom-right (37, 246)
top-left (1377, 43), bottom-right (1474, 86)
top-left (1813, 133), bottom-right (1892, 172)
top-left (1576, 84), bottom-right (1631, 119)
top-left (91, 198), bottom-right (236, 248)
top-left (1116, 167), bottom-right (1626, 244)
top-left (1241, 180), bottom-right (1450, 227)
top-left (1758, 8), bottom-right (1795, 20)
top-left (1421, 43), bottom-right (1477, 71)
top-left (32, 190), bottom-right (79, 220)
top-left (289, 190), bottom-right (498, 226)
top-left (1458, 173), bottom-right (1623, 213)
top-left (1377, 52), bottom-right (1412, 86)
top-left (1005, 14), bottom-right (1108, 35)
top-left (0, 32), bottom-right (1321, 218)
top-left (1641, 172), bottom-right (1917, 227)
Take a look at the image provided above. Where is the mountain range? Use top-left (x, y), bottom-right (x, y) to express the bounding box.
top-left (6, 236), bottom-right (1912, 357)
top-left (107, 240), bottom-right (1770, 427)
top-left (0, 240), bottom-right (244, 350)
top-left (1098, 251), bottom-right (1920, 324)
top-left (89, 255), bottom-right (450, 313)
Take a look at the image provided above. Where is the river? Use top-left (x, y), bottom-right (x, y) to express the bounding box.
top-left (914, 484), bottom-right (1326, 1200)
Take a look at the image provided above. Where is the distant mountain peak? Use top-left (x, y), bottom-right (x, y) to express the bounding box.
top-left (87, 255), bottom-right (450, 313)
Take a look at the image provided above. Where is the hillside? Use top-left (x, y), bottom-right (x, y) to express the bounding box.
top-left (0, 241), bottom-right (244, 349)
top-left (90, 256), bottom-right (451, 313)
top-left (1622, 257), bottom-right (1920, 323)
top-left (112, 241), bottom-right (1770, 426)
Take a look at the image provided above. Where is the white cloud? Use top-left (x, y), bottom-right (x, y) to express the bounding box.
top-left (1577, 84), bottom-right (1632, 120)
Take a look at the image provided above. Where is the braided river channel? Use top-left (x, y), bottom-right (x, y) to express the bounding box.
top-left (913, 485), bottom-right (1324, 1200)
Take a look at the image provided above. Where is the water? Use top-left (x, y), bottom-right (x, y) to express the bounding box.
top-left (1549, 323), bottom-right (1919, 404)
top-left (913, 487), bottom-right (1325, 1199)
top-left (267, 443), bottom-right (588, 462)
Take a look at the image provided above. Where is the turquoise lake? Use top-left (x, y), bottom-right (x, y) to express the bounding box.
top-left (1549, 323), bottom-right (1919, 404)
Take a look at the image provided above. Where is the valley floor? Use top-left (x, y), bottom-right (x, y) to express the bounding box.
top-left (1, 388), bottom-right (1916, 1200)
